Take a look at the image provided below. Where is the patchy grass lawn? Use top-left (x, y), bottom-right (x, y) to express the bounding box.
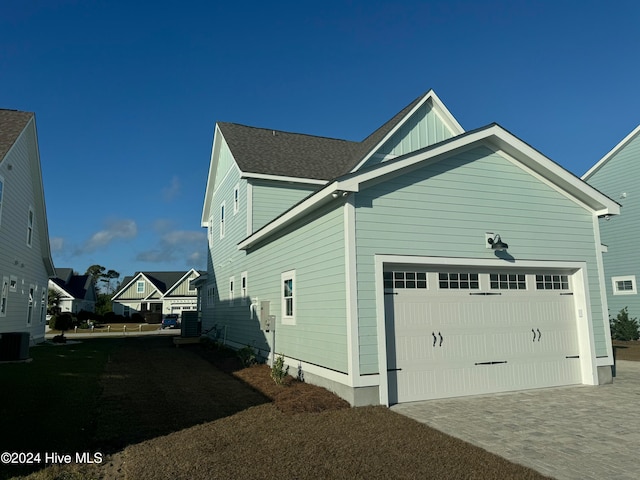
top-left (4, 337), bottom-right (552, 480)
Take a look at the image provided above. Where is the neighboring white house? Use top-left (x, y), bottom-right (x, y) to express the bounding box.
top-left (199, 89), bottom-right (620, 406)
top-left (48, 268), bottom-right (97, 314)
top-left (0, 109), bottom-right (55, 343)
top-left (111, 270), bottom-right (201, 319)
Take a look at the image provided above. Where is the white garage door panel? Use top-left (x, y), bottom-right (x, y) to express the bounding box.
top-left (386, 269), bottom-right (582, 404)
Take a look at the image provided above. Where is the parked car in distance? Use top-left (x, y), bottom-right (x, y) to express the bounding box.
top-left (161, 314), bottom-right (180, 329)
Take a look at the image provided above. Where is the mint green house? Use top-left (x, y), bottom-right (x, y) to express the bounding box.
top-left (583, 125), bottom-right (640, 324)
top-left (201, 90), bottom-right (619, 406)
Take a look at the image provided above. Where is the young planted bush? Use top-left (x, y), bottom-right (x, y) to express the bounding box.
top-left (610, 307), bottom-right (640, 341)
top-left (237, 345), bottom-right (257, 367)
top-left (270, 354), bottom-right (289, 385)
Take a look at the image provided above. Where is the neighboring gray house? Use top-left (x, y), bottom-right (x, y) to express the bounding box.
top-left (200, 90), bottom-right (619, 406)
top-left (111, 270), bottom-right (201, 318)
top-left (48, 268), bottom-right (97, 314)
top-left (583, 125), bottom-right (640, 322)
top-left (0, 109), bottom-right (55, 343)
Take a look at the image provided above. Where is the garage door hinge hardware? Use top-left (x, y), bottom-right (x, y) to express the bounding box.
top-left (565, 355), bottom-right (579, 359)
top-left (532, 328), bottom-right (541, 342)
top-left (432, 332), bottom-right (443, 347)
top-left (469, 292), bottom-right (502, 295)
top-left (384, 292), bottom-right (398, 295)
top-left (387, 368), bottom-right (403, 371)
top-left (560, 293), bottom-right (573, 296)
top-left (474, 361), bottom-right (508, 365)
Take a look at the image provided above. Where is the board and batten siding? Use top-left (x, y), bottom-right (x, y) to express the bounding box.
top-left (165, 275), bottom-right (199, 297)
top-left (251, 179), bottom-right (319, 232)
top-left (585, 132), bottom-right (640, 321)
top-left (354, 145), bottom-right (607, 375)
top-left (361, 100), bottom-right (455, 169)
top-left (0, 119), bottom-right (49, 339)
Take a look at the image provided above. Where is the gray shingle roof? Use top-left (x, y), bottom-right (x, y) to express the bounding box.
top-left (218, 93), bottom-right (426, 180)
top-left (0, 109), bottom-right (33, 162)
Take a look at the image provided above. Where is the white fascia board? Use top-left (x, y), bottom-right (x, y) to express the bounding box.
top-left (488, 126), bottom-right (621, 216)
top-left (237, 180), bottom-right (357, 250)
top-left (111, 272), bottom-right (145, 301)
top-left (201, 124), bottom-right (223, 227)
top-left (48, 280), bottom-right (72, 299)
top-left (350, 89), bottom-right (465, 173)
top-left (241, 172), bottom-right (327, 185)
top-left (582, 125), bottom-right (640, 180)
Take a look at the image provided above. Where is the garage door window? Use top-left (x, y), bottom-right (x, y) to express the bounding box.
top-left (490, 273), bottom-right (526, 290)
top-left (384, 271), bottom-right (427, 289)
top-left (536, 274), bottom-right (569, 290)
top-left (438, 273), bottom-right (479, 289)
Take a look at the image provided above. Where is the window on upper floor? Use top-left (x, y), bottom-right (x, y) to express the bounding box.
top-left (613, 275), bottom-right (637, 295)
top-left (233, 184), bottom-right (239, 215)
top-left (241, 271), bottom-right (248, 305)
top-left (27, 285), bottom-right (34, 325)
top-left (0, 175), bottom-right (4, 227)
top-left (229, 276), bottom-right (235, 304)
top-left (220, 202), bottom-right (226, 239)
top-left (26, 207), bottom-right (34, 247)
top-left (136, 281), bottom-right (145, 294)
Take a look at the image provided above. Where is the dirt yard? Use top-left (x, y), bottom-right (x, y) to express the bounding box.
top-left (19, 337), bottom-right (550, 480)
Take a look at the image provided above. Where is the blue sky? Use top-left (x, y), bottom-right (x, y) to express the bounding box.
top-left (1, 1), bottom-right (639, 282)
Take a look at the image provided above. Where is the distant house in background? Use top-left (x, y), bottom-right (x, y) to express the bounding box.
top-left (583, 125), bottom-right (640, 321)
top-left (111, 270), bottom-right (201, 319)
top-left (0, 109), bottom-right (55, 343)
top-left (48, 268), bottom-right (97, 314)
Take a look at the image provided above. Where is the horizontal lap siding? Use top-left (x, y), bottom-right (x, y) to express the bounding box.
top-left (355, 146), bottom-right (605, 374)
top-left (246, 203), bottom-right (348, 372)
top-left (251, 181), bottom-right (318, 232)
top-left (0, 123), bottom-right (49, 337)
top-left (586, 134), bottom-right (640, 321)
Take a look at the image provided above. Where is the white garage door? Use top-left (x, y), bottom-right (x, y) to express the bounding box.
top-left (384, 268), bottom-right (582, 404)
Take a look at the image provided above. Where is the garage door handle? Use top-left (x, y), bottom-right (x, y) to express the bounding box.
top-left (532, 328), bottom-right (541, 342)
top-left (537, 328), bottom-right (541, 342)
top-left (438, 332), bottom-right (443, 347)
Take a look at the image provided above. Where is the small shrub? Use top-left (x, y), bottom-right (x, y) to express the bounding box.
top-left (237, 345), bottom-right (257, 367)
top-left (131, 312), bottom-right (145, 323)
top-left (611, 307), bottom-right (640, 341)
top-left (270, 354), bottom-right (289, 385)
top-left (53, 313), bottom-right (74, 334)
top-left (77, 310), bottom-right (92, 322)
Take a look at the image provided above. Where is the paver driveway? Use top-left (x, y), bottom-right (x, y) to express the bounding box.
top-left (392, 360), bottom-right (640, 480)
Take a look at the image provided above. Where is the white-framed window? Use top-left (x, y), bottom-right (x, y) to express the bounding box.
top-left (281, 270), bottom-right (296, 325)
top-left (124, 305), bottom-right (131, 317)
top-left (208, 214), bottom-right (215, 247)
top-left (26, 207), bottom-right (34, 247)
top-left (233, 184), bottom-right (240, 215)
top-left (241, 271), bottom-right (248, 305)
top-left (206, 284), bottom-right (215, 307)
top-left (9, 276), bottom-right (17, 292)
top-left (136, 281), bottom-right (145, 294)
top-left (0, 175), bottom-right (4, 227)
top-left (40, 289), bottom-right (46, 323)
top-left (220, 202), bottom-right (226, 239)
top-left (439, 272), bottom-right (480, 290)
top-left (490, 273), bottom-right (526, 290)
top-left (536, 274), bottom-right (569, 290)
top-left (612, 275), bottom-right (637, 295)
top-left (384, 271), bottom-right (427, 289)
top-left (229, 276), bottom-right (235, 304)
top-left (27, 285), bottom-right (34, 325)
top-left (1, 276), bottom-right (8, 317)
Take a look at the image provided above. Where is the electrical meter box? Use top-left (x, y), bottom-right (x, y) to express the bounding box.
top-left (259, 301), bottom-right (275, 331)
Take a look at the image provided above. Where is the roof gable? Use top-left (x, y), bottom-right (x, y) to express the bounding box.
top-left (112, 271), bottom-right (194, 300)
top-left (582, 125), bottom-right (640, 180)
top-left (238, 123), bottom-right (620, 250)
top-left (0, 109), bottom-right (33, 163)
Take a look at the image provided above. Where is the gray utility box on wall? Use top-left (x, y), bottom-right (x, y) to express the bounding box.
top-left (0, 332), bottom-right (30, 361)
top-left (259, 301), bottom-right (275, 331)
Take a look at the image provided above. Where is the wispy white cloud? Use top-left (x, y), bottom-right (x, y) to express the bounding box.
top-left (50, 237), bottom-right (64, 253)
top-left (162, 176), bottom-right (181, 202)
top-left (76, 218), bottom-right (137, 254)
top-left (136, 227), bottom-right (206, 268)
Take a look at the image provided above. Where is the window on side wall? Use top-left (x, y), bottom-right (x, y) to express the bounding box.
top-left (0, 175), bottom-right (4, 227)
top-left (27, 285), bottom-right (34, 325)
top-left (281, 270), bottom-right (296, 325)
top-left (229, 276), bottom-right (235, 304)
top-left (1, 277), bottom-right (8, 317)
top-left (241, 271), bottom-right (248, 305)
top-left (220, 202), bottom-right (226, 239)
top-left (233, 184), bottom-right (239, 215)
top-left (136, 281), bottom-right (145, 294)
top-left (26, 207), bottom-right (34, 247)
top-left (613, 276), bottom-right (637, 295)
top-left (40, 289), bottom-right (46, 323)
